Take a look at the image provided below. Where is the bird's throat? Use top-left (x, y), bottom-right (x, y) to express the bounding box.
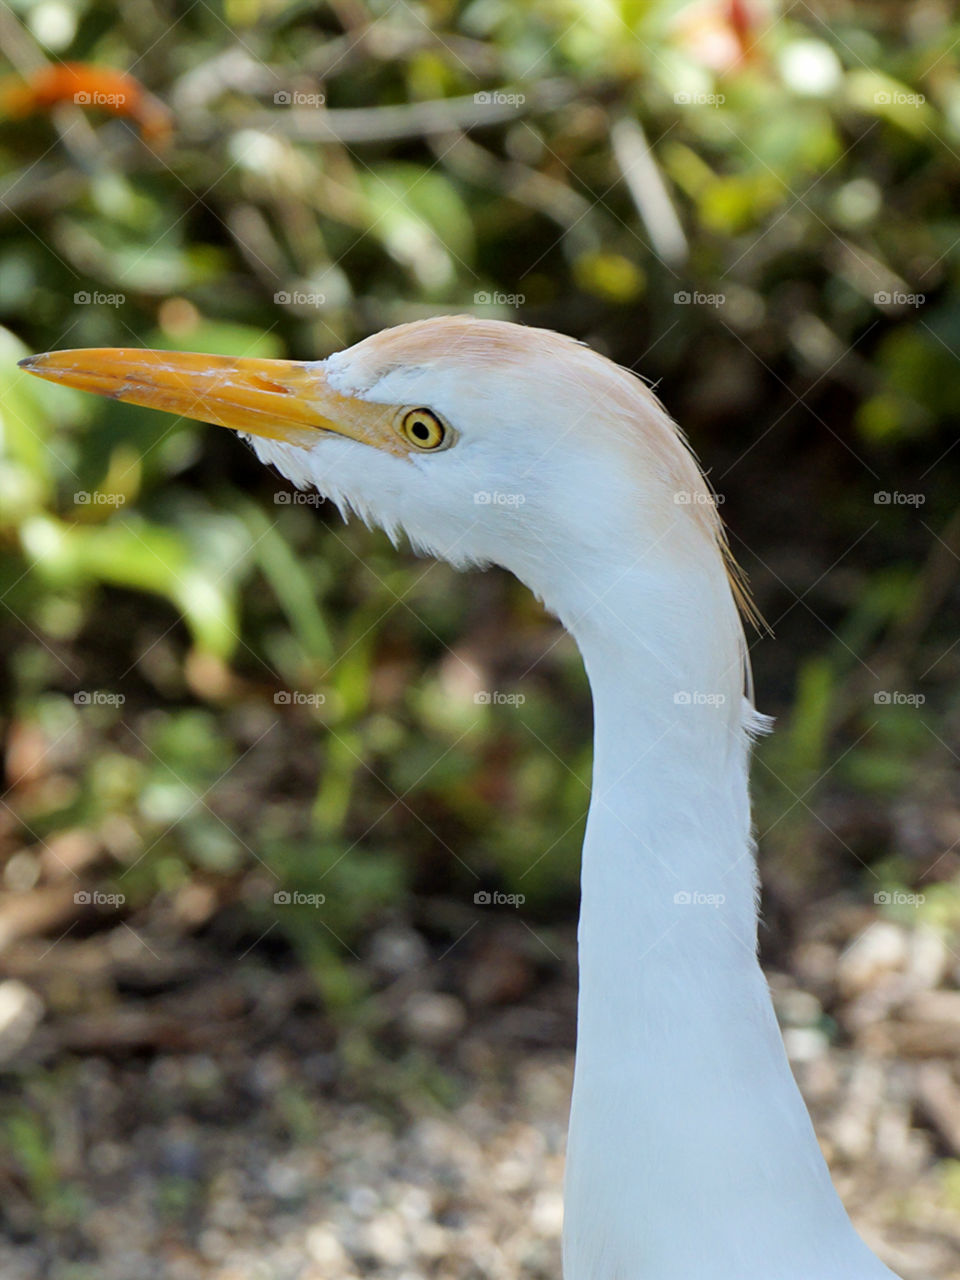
top-left (559, 583), bottom-right (895, 1280)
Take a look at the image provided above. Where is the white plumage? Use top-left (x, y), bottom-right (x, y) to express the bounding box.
top-left (21, 316), bottom-right (899, 1279)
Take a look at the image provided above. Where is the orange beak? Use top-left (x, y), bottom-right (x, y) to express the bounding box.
top-left (18, 347), bottom-right (402, 452)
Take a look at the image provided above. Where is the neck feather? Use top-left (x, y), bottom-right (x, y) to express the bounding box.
top-left (558, 560), bottom-right (895, 1280)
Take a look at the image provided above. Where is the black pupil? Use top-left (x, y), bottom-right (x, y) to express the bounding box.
top-left (412, 419), bottom-right (431, 440)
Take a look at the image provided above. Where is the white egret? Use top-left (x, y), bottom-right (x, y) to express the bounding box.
top-left (20, 317), bottom-right (898, 1279)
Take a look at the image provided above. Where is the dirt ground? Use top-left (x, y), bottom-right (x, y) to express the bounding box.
top-left (1, 901), bottom-right (960, 1280)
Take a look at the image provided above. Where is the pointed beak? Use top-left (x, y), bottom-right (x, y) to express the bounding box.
top-left (18, 347), bottom-right (398, 450)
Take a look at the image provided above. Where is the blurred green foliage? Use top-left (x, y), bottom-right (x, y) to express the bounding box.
top-left (1, 0), bottom-right (959, 984)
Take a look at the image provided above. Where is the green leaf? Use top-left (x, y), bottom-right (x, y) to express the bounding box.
top-left (358, 164), bottom-right (475, 292)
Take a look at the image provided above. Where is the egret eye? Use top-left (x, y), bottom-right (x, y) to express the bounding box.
top-left (398, 406), bottom-right (448, 451)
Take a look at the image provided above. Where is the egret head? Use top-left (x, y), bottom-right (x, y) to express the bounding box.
top-left (22, 317), bottom-right (744, 618)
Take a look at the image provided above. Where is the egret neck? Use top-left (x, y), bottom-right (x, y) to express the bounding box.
top-left (556, 557), bottom-right (893, 1280)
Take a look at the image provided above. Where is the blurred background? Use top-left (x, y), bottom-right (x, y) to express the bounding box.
top-left (1, 0), bottom-right (959, 1276)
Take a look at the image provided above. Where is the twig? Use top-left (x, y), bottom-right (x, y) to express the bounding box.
top-left (235, 79), bottom-right (578, 144)
top-left (915, 1060), bottom-right (960, 1155)
top-left (610, 115), bottom-right (687, 266)
top-left (427, 130), bottom-right (593, 230)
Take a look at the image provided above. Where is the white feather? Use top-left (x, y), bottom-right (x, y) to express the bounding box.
top-left (246, 319), bottom-right (897, 1280)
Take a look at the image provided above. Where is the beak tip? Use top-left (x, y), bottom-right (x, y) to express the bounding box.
top-left (18, 354), bottom-right (40, 370)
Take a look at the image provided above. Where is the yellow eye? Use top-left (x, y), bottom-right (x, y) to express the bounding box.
top-left (397, 406), bottom-right (449, 451)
